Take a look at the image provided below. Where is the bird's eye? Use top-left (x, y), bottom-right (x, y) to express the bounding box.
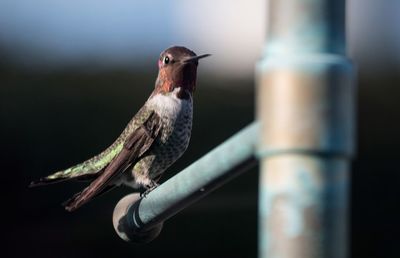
top-left (164, 56), bottom-right (170, 64)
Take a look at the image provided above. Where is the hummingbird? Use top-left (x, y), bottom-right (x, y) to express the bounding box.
top-left (30, 46), bottom-right (210, 212)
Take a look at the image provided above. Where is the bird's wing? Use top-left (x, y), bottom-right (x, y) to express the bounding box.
top-left (64, 111), bottom-right (162, 212)
top-left (29, 106), bottom-right (155, 187)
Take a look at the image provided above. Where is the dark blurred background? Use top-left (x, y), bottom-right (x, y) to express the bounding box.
top-left (1, 0), bottom-right (399, 257)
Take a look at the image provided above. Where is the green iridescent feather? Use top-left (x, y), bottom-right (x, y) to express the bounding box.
top-left (33, 105), bottom-right (154, 185)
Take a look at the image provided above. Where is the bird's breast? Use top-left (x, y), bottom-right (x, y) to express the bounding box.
top-left (145, 89), bottom-right (193, 167)
top-left (147, 88), bottom-right (193, 135)
top-left (126, 89), bottom-right (193, 187)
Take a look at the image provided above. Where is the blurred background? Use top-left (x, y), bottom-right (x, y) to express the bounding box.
top-left (1, 0), bottom-right (399, 257)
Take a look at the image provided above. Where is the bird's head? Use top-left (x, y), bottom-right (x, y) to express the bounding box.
top-left (155, 46), bottom-right (210, 98)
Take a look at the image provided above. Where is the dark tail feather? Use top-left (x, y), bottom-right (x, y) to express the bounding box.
top-left (29, 173), bottom-right (101, 188)
top-left (63, 185), bottom-right (115, 212)
top-left (29, 177), bottom-right (70, 188)
top-left (62, 192), bottom-right (82, 208)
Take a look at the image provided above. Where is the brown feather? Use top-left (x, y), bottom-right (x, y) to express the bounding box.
top-left (64, 112), bottom-right (162, 211)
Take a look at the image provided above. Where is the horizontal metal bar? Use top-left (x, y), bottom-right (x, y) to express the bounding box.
top-left (113, 122), bottom-right (259, 243)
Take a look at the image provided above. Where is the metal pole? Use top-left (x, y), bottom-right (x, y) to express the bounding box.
top-left (257, 0), bottom-right (355, 257)
top-left (113, 122), bottom-right (258, 243)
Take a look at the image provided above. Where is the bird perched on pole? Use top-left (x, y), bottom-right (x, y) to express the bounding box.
top-left (30, 46), bottom-right (210, 212)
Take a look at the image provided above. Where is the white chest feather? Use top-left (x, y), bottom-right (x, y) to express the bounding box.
top-left (147, 88), bottom-right (192, 122)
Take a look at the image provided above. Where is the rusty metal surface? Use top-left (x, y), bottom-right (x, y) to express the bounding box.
top-left (257, 0), bottom-right (355, 257)
top-left (257, 58), bottom-right (355, 156)
top-left (259, 156), bottom-right (348, 257)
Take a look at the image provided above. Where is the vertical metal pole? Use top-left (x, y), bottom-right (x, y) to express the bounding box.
top-left (257, 1), bottom-right (355, 258)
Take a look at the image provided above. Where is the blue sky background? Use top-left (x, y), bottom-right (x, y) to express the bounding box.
top-left (0, 0), bottom-right (399, 76)
top-left (0, 1), bottom-right (175, 65)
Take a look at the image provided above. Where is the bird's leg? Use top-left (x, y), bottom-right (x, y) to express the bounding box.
top-left (140, 180), bottom-right (159, 198)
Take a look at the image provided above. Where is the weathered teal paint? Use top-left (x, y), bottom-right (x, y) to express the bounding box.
top-left (265, 0), bottom-right (345, 55)
top-left (257, 0), bottom-right (355, 257)
top-left (114, 122), bottom-right (259, 242)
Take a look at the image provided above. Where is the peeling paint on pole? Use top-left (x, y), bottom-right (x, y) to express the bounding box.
top-left (257, 0), bottom-right (355, 257)
top-left (259, 156), bottom-right (349, 257)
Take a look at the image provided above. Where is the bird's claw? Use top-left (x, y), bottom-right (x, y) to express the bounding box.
top-left (140, 181), bottom-right (159, 198)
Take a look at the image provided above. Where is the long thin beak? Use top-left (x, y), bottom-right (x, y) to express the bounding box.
top-left (182, 54), bottom-right (211, 63)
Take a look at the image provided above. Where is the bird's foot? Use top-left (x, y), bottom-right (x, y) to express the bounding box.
top-left (140, 180), bottom-right (159, 198)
